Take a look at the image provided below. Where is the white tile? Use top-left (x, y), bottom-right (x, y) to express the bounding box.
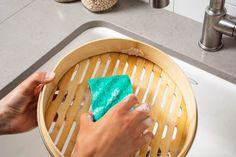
top-left (164, 0), bottom-right (174, 12)
top-left (226, 0), bottom-right (236, 6)
top-left (174, 0), bottom-right (210, 23)
top-left (174, 0), bottom-right (236, 23)
top-left (226, 3), bottom-right (236, 16)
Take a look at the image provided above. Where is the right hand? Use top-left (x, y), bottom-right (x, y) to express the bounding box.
top-left (71, 94), bottom-right (154, 157)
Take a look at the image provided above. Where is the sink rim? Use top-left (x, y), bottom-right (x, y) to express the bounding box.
top-left (1, 20), bottom-right (235, 100)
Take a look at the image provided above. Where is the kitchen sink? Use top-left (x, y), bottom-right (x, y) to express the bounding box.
top-left (1, 27), bottom-right (236, 157)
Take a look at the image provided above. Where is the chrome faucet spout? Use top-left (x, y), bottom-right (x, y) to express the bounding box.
top-left (149, 0), bottom-right (169, 8)
top-left (209, 0), bottom-right (225, 11)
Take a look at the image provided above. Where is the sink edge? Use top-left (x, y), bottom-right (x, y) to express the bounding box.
top-left (1, 20), bottom-right (235, 99)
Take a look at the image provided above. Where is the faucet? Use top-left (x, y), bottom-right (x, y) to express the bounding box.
top-left (149, 0), bottom-right (236, 52)
top-left (199, 0), bottom-right (236, 51)
top-left (149, 0), bottom-right (169, 8)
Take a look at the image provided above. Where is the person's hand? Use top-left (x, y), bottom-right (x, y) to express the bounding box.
top-left (71, 94), bottom-right (154, 157)
top-left (0, 71), bottom-right (55, 134)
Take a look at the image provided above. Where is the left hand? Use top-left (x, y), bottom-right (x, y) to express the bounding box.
top-left (0, 71), bottom-right (55, 134)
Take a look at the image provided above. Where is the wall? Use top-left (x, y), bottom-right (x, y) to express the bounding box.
top-left (165, 0), bottom-right (236, 23)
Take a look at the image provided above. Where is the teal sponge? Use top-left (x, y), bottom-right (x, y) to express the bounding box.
top-left (88, 75), bottom-right (133, 121)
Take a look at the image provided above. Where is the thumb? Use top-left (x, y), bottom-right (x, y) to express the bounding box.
top-left (27, 71), bottom-right (55, 86)
top-left (19, 71), bottom-right (55, 95)
top-left (80, 112), bottom-right (94, 129)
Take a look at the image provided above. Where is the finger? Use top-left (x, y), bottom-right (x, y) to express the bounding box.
top-left (28, 71), bottom-right (55, 85)
top-left (133, 117), bottom-right (154, 137)
top-left (87, 112), bottom-right (94, 122)
top-left (131, 103), bottom-right (151, 122)
top-left (20, 71), bottom-right (55, 94)
top-left (34, 84), bottom-right (44, 96)
top-left (134, 132), bottom-right (154, 151)
top-left (79, 112), bottom-right (94, 129)
top-left (118, 94), bottom-right (139, 111)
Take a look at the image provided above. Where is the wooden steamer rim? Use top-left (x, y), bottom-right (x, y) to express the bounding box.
top-left (38, 38), bottom-right (197, 157)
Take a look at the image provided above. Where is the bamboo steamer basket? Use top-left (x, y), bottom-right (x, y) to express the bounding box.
top-left (38, 38), bottom-right (197, 157)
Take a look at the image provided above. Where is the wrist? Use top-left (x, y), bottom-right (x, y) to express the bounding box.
top-left (71, 141), bottom-right (97, 157)
top-left (0, 99), bottom-right (12, 134)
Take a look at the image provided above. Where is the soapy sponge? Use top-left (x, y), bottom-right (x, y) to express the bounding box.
top-left (88, 75), bottom-right (133, 121)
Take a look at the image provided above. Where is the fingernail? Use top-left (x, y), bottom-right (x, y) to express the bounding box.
top-left (45, 72), bottom-right (55, 80)
top-left (143, 117), bottom-right (154, 127)
top-left (145, 135), bottom-right (153, 144)
top-left (88, 114), bottom-right (94, 122)
top-left (136, 103), bottom-right (150, 113)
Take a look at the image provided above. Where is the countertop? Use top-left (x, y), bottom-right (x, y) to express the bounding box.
top-left (1, 0), bottom-right (236, 98)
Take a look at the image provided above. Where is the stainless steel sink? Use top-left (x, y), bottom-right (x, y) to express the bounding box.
top-left (1, 27), bottom-right (236, 157)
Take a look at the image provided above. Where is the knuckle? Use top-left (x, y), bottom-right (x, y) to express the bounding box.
top-left (122, 116), bottom-right (133, 130)
top-left (134, 110), bottom-right (146, 117)
top-left (132, 111), bottom-right (147, 122)
top-left (33, 71), bottom-right (42, 78)
top-left (128, 93), bottom-right (136, 99)
top-left (129, 147), bottom-right (138, 155)
top-left (113, 106), bottom-right (123, 116)
top-left (32, 71), bottom-right (44, 82)
top-left (124, 116), bottom-right (132, 124)
top-left (133, 144), bottom-right (141, 152)
top-left (129, 94), bottom-right (138, 102)
top-left (132, 139), bottom-right (144, 151)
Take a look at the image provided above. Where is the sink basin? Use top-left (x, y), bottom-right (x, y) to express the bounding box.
top-left (171, 56), bottom-right (236, 157)
top-left (1, 27), bottom-right (236, 157)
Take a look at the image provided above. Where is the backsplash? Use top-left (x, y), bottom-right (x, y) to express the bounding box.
top-left (163, 0), bottom-right (236, 23)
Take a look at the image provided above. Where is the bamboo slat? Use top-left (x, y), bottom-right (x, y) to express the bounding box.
top-left (38, 38), bottom-right (197, 157)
